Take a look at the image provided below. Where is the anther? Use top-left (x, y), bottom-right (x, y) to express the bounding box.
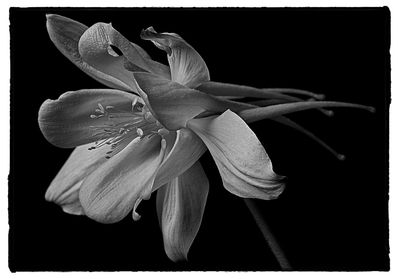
top-left (97, 103), bottom-right (105, 113)
top-left (137, 128), bottom-right (144, 137)
top-left (144, 111), bottom-right (153, 121)
top-left (157, 128), bottom-right (169, 136)
top-left (88, 101), bottom-right (168, 158)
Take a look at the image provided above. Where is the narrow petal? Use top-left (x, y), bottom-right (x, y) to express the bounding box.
top-left (156, 162), bottom-right (209, 262)
top-left (79, 135), bottom-right (166, 224)
top-left (133, 72), bottom-right (253, 130)
top-left (154, 128), bottom-right (207, 189)
top-left (45, 143), bottom-right (110, 215)
top-left (188, 110), bottom-right (285, 200)
top-left (46, 14), bottom-right (133, 92)
top-left (141, 27), bottom-right (209, 88)
top-left (38, 89), bottom-right (139, 148)
top-left (78, 23), bottom-right (171, 92)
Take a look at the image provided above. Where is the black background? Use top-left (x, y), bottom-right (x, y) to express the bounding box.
top-left (10, 8), bottom-right (389, 271)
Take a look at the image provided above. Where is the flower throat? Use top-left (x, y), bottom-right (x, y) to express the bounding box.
top-left (88, 99), bottom-right (168, 158)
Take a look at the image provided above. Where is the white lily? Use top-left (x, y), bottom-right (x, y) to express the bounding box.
top-left (39, 14), bottom-right (374, 262)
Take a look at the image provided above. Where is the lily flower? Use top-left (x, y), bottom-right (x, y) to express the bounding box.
top-left (39, 14), bottom-right (374, 262)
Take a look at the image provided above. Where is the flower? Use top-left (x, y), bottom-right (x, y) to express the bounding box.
top-left (39, 14), bottom-right (374, 262)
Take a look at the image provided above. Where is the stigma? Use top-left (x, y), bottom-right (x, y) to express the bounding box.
top-left (88, 98), bottom-right (168, 158)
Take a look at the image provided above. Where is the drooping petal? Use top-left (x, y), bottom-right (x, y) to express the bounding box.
top-left (133, 72), bottom-right (253, 131)
top-left (45, 143), bottom-right (110, 215)
top-left (141, 27), bottom-right (209, 88)
top-left (79, 135), bottom-right (166, 224)
top-left (188, 110), bottom-right (285, 200)
top-left (154, 128), bottom-right (206, 189)
top-left (38, 89), bottom-right (139, 148)
top-left (46, 14), bottom-right (133, 92)
top-left (156, 161), bottom-right (209, 262)
top-left (78, 23), bottom-right (171, 92)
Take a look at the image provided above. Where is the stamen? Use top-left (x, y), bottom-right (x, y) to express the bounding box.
top-left (157, 128), bottom-right (169, 136)
top-left (137, 128), bottom-right (144, 137)
top-left (88, 102), bottom-right (168, 158)
top-left (131, 99), bottom-right (138, 111)
top-left (97, 103), bottom-right (105, 113)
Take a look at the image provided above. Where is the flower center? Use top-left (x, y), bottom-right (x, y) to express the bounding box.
top-left (88, 99), bottom-right (168, 158)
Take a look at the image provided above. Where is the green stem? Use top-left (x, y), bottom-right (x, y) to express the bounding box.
top-left (244, 199), bottom-right (292, 271)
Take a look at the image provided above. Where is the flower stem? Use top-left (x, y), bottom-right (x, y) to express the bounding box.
top-left (244, 199), bottom-right (292, 271)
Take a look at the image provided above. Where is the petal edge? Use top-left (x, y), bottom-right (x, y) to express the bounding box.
top-left (188, 110), bottom-right (285, 200)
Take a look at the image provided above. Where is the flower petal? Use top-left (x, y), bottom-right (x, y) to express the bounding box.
top-left (46, 14), bottom-right (134, 92)
top-left (45, 143), bottom-right (110, 215)
top-left (188, 110), bottom-right (285, 200)
top-left (78, 22), bottom-right (171, 92)
top-left (133, 72), bottom-right (253, 131)
top-left (79, 135), bottom-right (166, 224)
top-left (56, 181), bottom-right (84, 215)
top-left (77, 23), bottom-right (138, 91)
top-left (38, 89), bottom-right (139, 148)
top-left (156, 161), bottom-right (209, 262)
top-left (154, 128), bottom-right (206, 189)
top-left (141, 27), bottom-right (209, 88)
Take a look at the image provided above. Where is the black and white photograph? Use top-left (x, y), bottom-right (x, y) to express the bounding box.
top-left (9, 7), bottom-right (389, 272)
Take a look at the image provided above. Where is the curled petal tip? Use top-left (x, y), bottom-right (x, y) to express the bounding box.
top-left (132, 211), bottom-right (141, 221)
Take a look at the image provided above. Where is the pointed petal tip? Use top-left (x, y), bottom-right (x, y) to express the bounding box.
top-left (61, 204), bottom-right (85, 215)
top-left (167, 251), bottom-right (189, 263)
top-left (45, 189), bottom-right (85, 216)
top-left (266, 175), bottom-right (286, 200)
top-left (45, 13), bottom-right (59, 22)
top-left (44, 188), bottom-right (55, 202)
